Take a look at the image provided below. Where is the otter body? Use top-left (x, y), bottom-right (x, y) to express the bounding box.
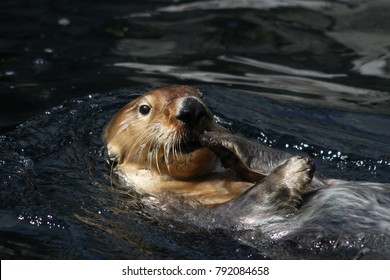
top-left (103, 85), bottom-right (390, 238)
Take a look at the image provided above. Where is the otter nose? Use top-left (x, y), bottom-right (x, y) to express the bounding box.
top-left (176, 98), bottom-right (208, 127)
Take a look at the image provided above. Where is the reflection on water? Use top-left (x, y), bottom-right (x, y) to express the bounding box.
top-left (1, 0), bottom-right (390, 131)
top-left (114, 57), bottom-right (389, 113)
top-left (1, 0), bottom-right (390, 259)
top-left (156, 0), bottom-right (356, 13)
top-left (111, 0), bottom-right (390, 113)
top-left (156, 0), bottom-right (390, 78)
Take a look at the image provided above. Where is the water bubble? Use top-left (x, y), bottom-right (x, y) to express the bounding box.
top-left (19, 156), bottom-right (34, 170)
top-left (33, 58), bottom-right (46, 65)
top-left (58, 17), bottom-right (70, 26)
top-left (5, 71), bottom-right (15, 76)
top-left (214, 115), bottom-right (232, 127)
top-left (44, 48), bottom-right (54, 54)
top-left (33, 58), bottom-right (49, 71)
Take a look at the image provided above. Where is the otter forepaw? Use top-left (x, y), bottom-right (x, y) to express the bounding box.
top-left (281, 156), bottom-right (315, 190)
top-left (199, 131), bottom-right (232, 150)
top-left (213, 155), bottom-right (315, 226)
top-left (199, 132), bottom-right (240, 168)
top-left (270, 156), bottom-right (315, 207)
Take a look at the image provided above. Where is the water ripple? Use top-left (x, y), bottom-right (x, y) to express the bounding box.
top-left (113, 60), bottom-right (390, 114)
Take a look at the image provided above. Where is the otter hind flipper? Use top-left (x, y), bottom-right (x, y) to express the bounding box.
top-left (214, 156), bottom-right (315, 227)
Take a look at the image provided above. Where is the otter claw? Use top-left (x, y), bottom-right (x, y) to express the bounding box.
top-left (199, 131), bottom-right (221, 148)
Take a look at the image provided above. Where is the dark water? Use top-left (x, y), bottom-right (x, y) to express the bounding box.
top-left (1, 0), bottom-right (390, 259)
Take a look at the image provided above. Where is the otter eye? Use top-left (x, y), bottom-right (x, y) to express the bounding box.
top-left (139, 104), bottom-right (151, 115)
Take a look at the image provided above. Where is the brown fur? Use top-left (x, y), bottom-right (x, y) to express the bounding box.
top-left (103, 85), bottom-right (253, 204)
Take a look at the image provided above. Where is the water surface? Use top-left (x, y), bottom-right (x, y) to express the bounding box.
top-left (1, 0), bottom-right (390, 259)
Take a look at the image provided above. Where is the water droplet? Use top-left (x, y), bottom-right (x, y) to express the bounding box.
top-left (58, 17), bottom-right (70, 26)
top-left (33, 57), bottom-right (46, 65)
top-left (19, 156), bottom-right (34, 170)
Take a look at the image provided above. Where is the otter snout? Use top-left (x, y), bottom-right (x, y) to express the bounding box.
top-left (176, 97), bottom-right (208, 127)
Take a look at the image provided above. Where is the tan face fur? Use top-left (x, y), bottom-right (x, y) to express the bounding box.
top-left (103, 85), bottom-right (227, 180)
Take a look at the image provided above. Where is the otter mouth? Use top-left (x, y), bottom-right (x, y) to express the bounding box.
top-left (176, 130), bottom-right (211, 154)
top-left (179, 134), bottom-right (202, 154)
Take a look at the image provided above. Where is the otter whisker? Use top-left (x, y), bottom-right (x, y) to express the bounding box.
top-left (146, 133), bottom-right (157, 171)
top-left (125, 126), bottom-right (153, 159)
top-left (109, 156), bottom-right (116, 190)
top-left (177, 131), bottom-right (185, 158)
top-left (161, 129), bottom-right (173, 174)
top-left (172, 130), bottom-right (179, 160)
top-left (115, 121), bottom-right (151, 160)
top-left (135, 132), bottom-right (156, 166)
top-left (178, 130), bottom-right (184, 156)
top-left (154, 141), bottom-right (163, 175)
top-left (149, 127), bottom-right (166, 174)
top-left (115, 118), bottom-right (146, 136)
top-left (169, 131), bottom-right (175, 161)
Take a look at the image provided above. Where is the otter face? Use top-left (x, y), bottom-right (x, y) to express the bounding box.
top-left (104, 85), bottom-right (227, 179)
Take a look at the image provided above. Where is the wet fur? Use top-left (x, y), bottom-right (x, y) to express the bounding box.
top-left (103, 85), bottom-right (253, 204)
top-left (200, 132), bottom-right (390, 235)
top-left (104, 86), bottom-right (390, 246)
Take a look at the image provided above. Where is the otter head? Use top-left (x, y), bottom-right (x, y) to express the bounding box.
top-left (103, 85), bottom-right (227, 179)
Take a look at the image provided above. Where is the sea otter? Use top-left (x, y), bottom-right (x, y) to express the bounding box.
top-left (103, 85), bottom-right (327, 224)
top-left (103, 85), bottom-right (390, 233)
